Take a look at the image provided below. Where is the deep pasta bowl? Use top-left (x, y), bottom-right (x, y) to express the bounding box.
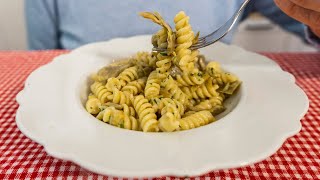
top-left (16, 35), bottom-right (309, 178)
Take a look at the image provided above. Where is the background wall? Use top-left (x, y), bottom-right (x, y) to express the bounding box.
top-left (0, 0), bottom-right (27, 50)
top-left (0, 1), bottom-right (317, 51)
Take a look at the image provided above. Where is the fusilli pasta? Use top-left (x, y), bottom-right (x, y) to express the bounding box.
top-left (122, 77), bottom-right (147, 95)
top-left (96, 106), bottom-right (139, 131)
top-left (179, 111), bottom-right (215, 130)
top-left (158, 98), bottom-right (184, 117)
top-left (162, 76), bottom-right (189, 106)
top-left (153, 29), bottom-right (168, 49)
top-left (117, 66), bottom-right (140, 87)
top-left (133, 95), bottom-right (159, 132)
top-left (107, 88), bottom-right (132, 105)
top-left (176, 69), bottom-right (205, 86)
top-left (85, 94), bottom-right (101, 115)
top-left (85, 11), bottom-right (241, 132)
top-left (122, 104), bottom-right (139, 130)
top-left (206, 62), bottom-right (241, 94)
top-left (145, 71), bottom-right (161, 99)
top-left (181, 77), bottom-right (219, 99)
top-left (91, 82), bottom-right (112, 103)
top-left (190, 96), bottom-right (226, 115)
top-left (159, 106), bottom-right (180, 132)
top-left (174, 11), bottom-right (196, 71)
top-left (106, 77), bottom-right (121, 91)
top-left (132, 52), bottom-right (157, 69)
top-left (156, 53), bottom-right (172, 79)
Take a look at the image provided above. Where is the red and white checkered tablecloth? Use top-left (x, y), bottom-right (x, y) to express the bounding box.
top-left (0, 51), bottom-right (319, 179)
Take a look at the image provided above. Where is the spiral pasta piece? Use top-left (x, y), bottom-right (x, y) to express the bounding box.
top-left (176, 69), bottom-right (205, 86)
top-left (175, 49), bottom-right (194, 71)
top-left (156, 53), bottom-right (171, 79)
top-left (206, 62), bottom-right (241, 94)
top-left (123, 116), bottom-right (139, 130)
top-left (109, 109), bottom-right (124, 126)
top-left (96, 106), bottom-right (138, 131)
top-left (97, 107), bottom-right (123, 125)
top-left (206, 62), bottom-right (222, 76)
top-left (190, 96), bottom-right (225, 115)
top-left (122, 104), bottom-right (139, 130)
top-left (174, 11), bottom-right (196, 71)
top-left (174, 11), bottom-right (194, 51)
top-left (145, 71), bottom-right (161, 99)
top-left (117, 66), bottom-right (139, 87)
top-left (157, 98), bottom-right (184, 117)
top-left (106, 77), bottom-right (121, 91)
top-left (181, 77), bottom-right (219, 99)
top-left (191, 50), bottom-right (199, 64)
top-left (218, 73), bottom-right (239, 85)
top-left (85, 94), bottom-right (101, 115)
top-left (122, 77), bottom-right (147, 95)
top-left (214, 71), bottom-right (240, 95)
top-left (153, 28), bottom-right (168, 49)
top-left (91, 82), bottom-right (112, 103)
top-left (159, 108), bottom-right (179, 132)
top-left (133, 95), bottom-right (159, 132)
top-left (179, 111), bottom-right (215, 130)
top-left (148, 97), bottom-right (162, 112)
top-left (162, 76), bottom-right (189, 106)
top-left (182, 111), bottom-right (197, 118)
top-left (206, 62), bottom-right (238, 84)
top-left (100, 102), bottom-right (123, 111)
top-left (91, 78), bottom-right (121, 106)
top-left (123, 104), bottom-right (136, 117)
top-left (96, 107), bottom-right (115, 123)
top-left (132, 52), bottom-right (157, 68)
top-left (161, 104), bottom-right (181, 119)
top-left (219, 80), bottom-right (241, 95)
top-left (107, 88), bottom-right (132, 105)
top-left (156, 97), bottom-right (182, 132)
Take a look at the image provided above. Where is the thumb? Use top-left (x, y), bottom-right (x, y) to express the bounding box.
top-left (274, 0), bottom-right (320, 27)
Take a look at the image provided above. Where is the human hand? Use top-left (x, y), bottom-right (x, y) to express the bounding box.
top-left (274, 0), bottom-right (320, 37)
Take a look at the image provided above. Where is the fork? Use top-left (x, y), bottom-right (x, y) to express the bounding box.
top-left (153, 0), bottom-right (251, 52)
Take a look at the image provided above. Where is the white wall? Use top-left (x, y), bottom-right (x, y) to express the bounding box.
top-left (0, 1), bottom-right (317, 51)
top-left (0, 0), bottom-right (27, 50)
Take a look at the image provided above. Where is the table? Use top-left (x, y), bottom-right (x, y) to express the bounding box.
top-left (0, 51), bottom-right (319, 179)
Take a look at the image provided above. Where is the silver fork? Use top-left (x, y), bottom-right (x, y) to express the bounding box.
top-left (153, 0), bottom-right (250, 52)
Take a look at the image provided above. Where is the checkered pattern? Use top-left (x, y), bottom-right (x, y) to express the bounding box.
top-left (0, 51), bottom-right (319, 179)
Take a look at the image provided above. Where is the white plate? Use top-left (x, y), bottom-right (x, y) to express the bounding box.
top-left (16, 35), bottom-right (309, 178)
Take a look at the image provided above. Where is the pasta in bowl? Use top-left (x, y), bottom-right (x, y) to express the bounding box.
top-left (85, 11), bottom-right (241, 132)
